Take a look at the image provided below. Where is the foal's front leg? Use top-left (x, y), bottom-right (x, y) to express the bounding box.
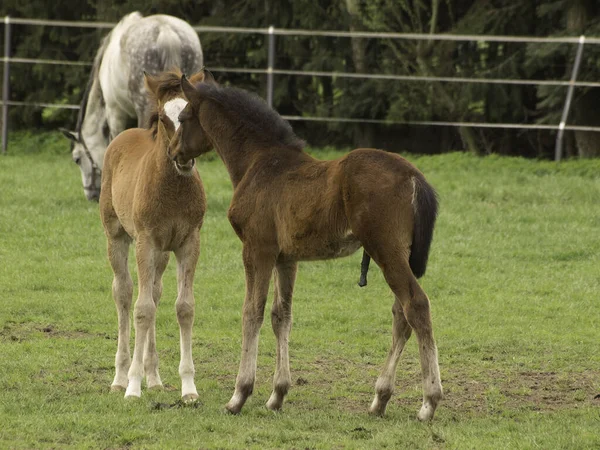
top-left (143, 251), bottom-right (170, 390)
top-left (226, 246), bottom-right (276, 414)
top-left (107, 235), bottom-right (133, 391)
top-left (266, 260), bottom-right (297, 411)
top-left (174, 233), bottom-right (201, 402)
top-left (125, 236), bottom-right (158, 398)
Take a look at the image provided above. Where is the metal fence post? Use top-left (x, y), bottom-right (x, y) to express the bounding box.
top-left (266, 25), bottom-right (275, 108)
top-left (555, 35), bottom-right (585, 162)
top-left (2, 16), bottom-right (11, 154)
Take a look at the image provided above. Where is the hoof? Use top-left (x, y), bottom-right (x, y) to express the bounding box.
top-left (266, 393), bottom-right (283, 412)
top-left (417, 404), bottom-right (435, 422)
top-left (225, 390), bottom-right (248, 414)
top-left (124, 385), bottom-right (142, 399)
top-left (265, 401), bottom-right (282, 412)
top-left (110, 384), bottom-right (126, 393)
top-left (368, 398), bottom-right (387, 417)
top-left (124, 393), bottom-right (141, 400)
top-left (147, 384), bottom-right (164, 391)
top-left (368, 407), bottom-right (385, 417)
top-left (225, 402), bottom-right (242, 415)
top-left (182, 393), bottom-right (199, 403)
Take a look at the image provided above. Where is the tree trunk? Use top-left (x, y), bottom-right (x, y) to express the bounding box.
top-left (345, 0), bottom-right (375, 148)
top-left (567, 0), bottom-right (600, 157)
top-left (573, 89), bottom-right (600, 157)
top-left (345, 0), bottom-right (367, 73)
top-left (422, 0), bottom-right (479, 154)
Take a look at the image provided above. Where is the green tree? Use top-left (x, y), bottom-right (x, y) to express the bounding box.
top-left (2, 0), bottom-right (600, 158)
top-left (525, 0), bottom-right (600, 157)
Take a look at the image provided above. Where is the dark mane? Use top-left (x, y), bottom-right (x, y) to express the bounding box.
top-left (197, 84), bottom-right (305, 151)
top-left (76, 32), bottom-right (111, 133)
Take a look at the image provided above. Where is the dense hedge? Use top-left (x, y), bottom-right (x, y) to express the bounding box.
top-left (2, 1), bottom-right (600, 157)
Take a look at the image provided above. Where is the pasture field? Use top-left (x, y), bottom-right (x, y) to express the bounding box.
top-left (1, 131), bottom-right (599, 449)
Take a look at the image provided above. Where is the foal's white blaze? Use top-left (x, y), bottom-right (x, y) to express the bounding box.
top-left (163, 98), bottom-right (188, 130)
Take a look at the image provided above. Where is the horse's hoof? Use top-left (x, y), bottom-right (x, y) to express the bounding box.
top-left (368, 398), bottom-right (387, 417)
top-left (368, 407), bottom-right (385, 417)
top-left (124, 393), bottom-right (141, 400)
top-left (265, 402), bottom-right (282, 412)
top-left (265, 394), bottom-right (283, 411)
top-left (124, 386), bottom-right (142, 399)
top-left (265, 403), bottom-right (283, 412)
top-left (417, 405), bottom-right (435, 422)
top-left (182, 393), bottom-right (199, 403)
top-left (225, 403), bottom-right (242, 415)
top-left (147, 384), bottom-right (164, 391)
top-left (110, 385), bottom-right (126, 393)
top-left (225, 391), bottom-right (248, 414)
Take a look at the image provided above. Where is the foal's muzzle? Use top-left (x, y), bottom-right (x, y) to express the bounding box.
top-left (174, 157), bottom-right (195, 174)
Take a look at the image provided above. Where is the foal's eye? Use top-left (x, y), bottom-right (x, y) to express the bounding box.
top-left (74, 157), bottom-right (81, 165)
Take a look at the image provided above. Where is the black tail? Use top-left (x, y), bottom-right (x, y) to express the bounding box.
top-left (409, 175), bottom-right (439, 278)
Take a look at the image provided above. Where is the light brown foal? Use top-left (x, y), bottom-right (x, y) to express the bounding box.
top-left (172, 73), bottom-right (442, 420)
top-left (99, 70), bottom-right (206, 400)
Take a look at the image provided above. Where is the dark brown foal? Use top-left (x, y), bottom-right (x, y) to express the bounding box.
top-left (170, 73), bottom-right (442, 420)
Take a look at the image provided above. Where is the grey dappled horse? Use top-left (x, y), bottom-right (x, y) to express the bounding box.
top-left (60, 12), bottom-right (203, 201)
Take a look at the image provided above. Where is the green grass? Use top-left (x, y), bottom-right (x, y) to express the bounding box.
top-left (1, 131), bottom-right (599, 449)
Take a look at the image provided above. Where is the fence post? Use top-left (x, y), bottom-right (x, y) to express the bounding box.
top-left (266, 25), bottom-right (275, 108)
top-left (2, 16), bottom-right (11, 154)
top-left (554, 35), bottom-right (585, 162)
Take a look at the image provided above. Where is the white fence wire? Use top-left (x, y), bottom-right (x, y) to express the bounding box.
top-left (2, 16), bottom-right (600, 159)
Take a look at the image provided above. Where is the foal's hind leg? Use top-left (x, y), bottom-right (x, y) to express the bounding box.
top-left (125, 235), bottom-right (158, 398)
top-left (266, 260), bottom-right (297, 411)
top-left (108, 233), bottom-right (133, 391)
top-left (380, 261), bottom-right (442, 421)
top-left (175, 233), bottom-right (200, 402)
top-left (369, 296), bottom-right (412, 416)
top-left (144, 251), bottom-right (170, 390)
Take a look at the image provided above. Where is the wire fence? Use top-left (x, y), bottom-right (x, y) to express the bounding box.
top-left (2, 16), bottom-right (600, 160)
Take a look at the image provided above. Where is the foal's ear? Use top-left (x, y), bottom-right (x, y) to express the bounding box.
top-left (203, 69), bottom-right (217, 86)
top-left (181, 74), bottom-right (201, 106)
top-left (188, 70), bottom-right (205, 85)
top-left (59, 128), bottom-right (78, 142)
top-left (144, 71), bottom-right (160, 97)
top-left (187, 67), bottom-right (217, 86)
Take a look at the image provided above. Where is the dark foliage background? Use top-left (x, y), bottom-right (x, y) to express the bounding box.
top-left (2, 0), bottom-right (600, 157)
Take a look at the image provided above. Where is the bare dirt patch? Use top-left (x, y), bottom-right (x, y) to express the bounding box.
top-left (0, 322), bottom-right (110, 342)
top-left (402, 368), bottom-right (600, 416)
top-left (37, 324), bottom-right (110, 339)
top-left (280, 356), bottom-right (600, 416)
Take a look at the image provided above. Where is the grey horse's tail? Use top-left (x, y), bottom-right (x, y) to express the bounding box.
top-left (156, 26), bottom-right (183, 70)
top-left (408, 174), bottom-right (439, 279)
